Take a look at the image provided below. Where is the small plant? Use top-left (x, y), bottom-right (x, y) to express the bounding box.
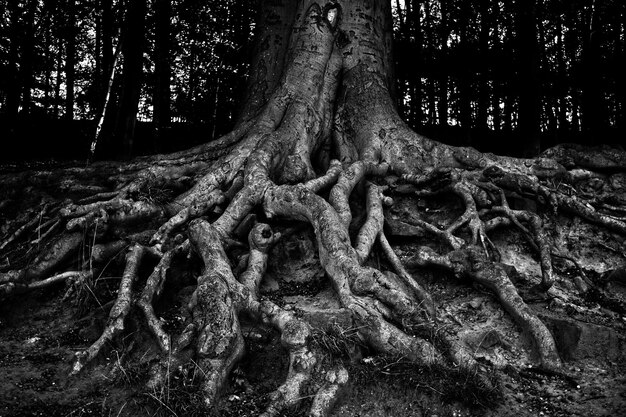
top-left (310, 322), bottom-right (366, 360)
top-left (352, 354), bottom-right (503, 410)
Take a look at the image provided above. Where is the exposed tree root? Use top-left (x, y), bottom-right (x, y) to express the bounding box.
top-left (2, 1), bottom-right (626, 415)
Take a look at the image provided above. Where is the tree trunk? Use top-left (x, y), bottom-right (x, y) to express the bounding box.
top-left (438, 0), bottom-right (449, 128)
top-left (621, 4), bottom-right (626, 130)
top-left (581, 0), bottom-right (605, 137)
top-left (516, 0), bottom-right (541, 156)
top-left (476, 0), bottom-right (491, 134)
top-left (99, 0), bottom-right (147, 160)
top-left (408, 0), bottom-right (422, 128)
top-left (2, 1), bottom-right (626, 416)
top-left (153, 0), bottom-right (171, 153)
top-left (20, 0), bottom-right (37, 116)
top-left (65, 0), bottom-right (76, 120)
top-left (5, 1), bottom-right (21, 123)
top-left (101, 0), bottom-right (114, 100)
top-left (556, 12), bottom-right (568, 138)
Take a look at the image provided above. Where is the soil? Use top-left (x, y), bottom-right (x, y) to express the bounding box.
top-left (1, 185), bottom-right (626, 417)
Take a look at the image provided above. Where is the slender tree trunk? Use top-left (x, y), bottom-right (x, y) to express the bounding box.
top-left (5, 1), bottom-right (21, 122)
top-left (101, 0), bottom-right (114, 98)
top-left (516, 0), bottom-right (541, 156)
top-left (581, 0), bottom-right (605, 137)
top-left (54, 34), bottom-right (62, 119)
top-left (424, 1), bottom-right (437, 126)
top-left (20, 0), bottom-right (37, 117)
top-left (64, 0), bottom-right (76, 120)
top-left (620, 4), bottom-right (626, 130)
top-left (476, 0), bottom-right (491, 134)
top-left (44, 11), bottom-right (52, 114)
top-left (153, 0), bottom-right (171, 153)
top-left (457, 1), bottom-right (473, 145)
top-left (438, 0), bottom-right (449, 128)
top-left (556, 12), bottom-right (568, 138)
top-left (113, 0), bottom-right (147, 159)
top-left (408, 0), bottom-right (422, 128)
top-left (90, 40), bottom-right (122, 161)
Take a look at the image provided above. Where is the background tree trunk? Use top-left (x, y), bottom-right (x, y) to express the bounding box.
top-left (582, 0), bottom-right (605, 136)
top-left (20, 0), bottom-right (37, 117)
top-left (64, 0), bottom-right (76, 121)
top-left (102, 0), bottom-right (147, 160)
top-left (516, 0), bottom-right (541, 156)
top-left (153, 0), bottom-right (171, 153)
top-left (438, 0), bottom-right (449, 129)
top-left (5, 1), bottom-right (21, 123)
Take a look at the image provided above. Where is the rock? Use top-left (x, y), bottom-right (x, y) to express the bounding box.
top-left (539, 311), bottom-right (626, 362)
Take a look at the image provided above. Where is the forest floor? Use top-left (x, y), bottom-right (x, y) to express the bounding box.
top-left (1, 177), bottom-right (625, 417)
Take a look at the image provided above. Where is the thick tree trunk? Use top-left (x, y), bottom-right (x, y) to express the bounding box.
top-left (1, 1), bottom-right (626, 416)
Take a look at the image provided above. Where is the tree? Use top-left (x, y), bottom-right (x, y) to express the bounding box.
top-left (152, 0), bottom-right (171, 152)
top-left (93, 0), bottom-right (147, 160)
top-left (516, 0), bottom-right (541, 156)
top-left (64, 0), bottom-right (76, 120)
top-left (1, 1), bottom-right (625, 416)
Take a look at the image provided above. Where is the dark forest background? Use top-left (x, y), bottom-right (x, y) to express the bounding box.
top-left (1, 0), bottom-right (624, 162)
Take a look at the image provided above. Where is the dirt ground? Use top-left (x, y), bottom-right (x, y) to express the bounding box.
top-left (1, 189), bottom-right (625, 417)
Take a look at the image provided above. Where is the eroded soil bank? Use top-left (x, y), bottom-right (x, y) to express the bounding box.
top-left (1, 184), bottom-right (625, 417)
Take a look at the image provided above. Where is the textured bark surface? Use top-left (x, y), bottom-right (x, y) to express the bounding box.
top-left (1, 1), bottom-right (626, 416)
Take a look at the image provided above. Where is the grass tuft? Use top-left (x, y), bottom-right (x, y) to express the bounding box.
top-left (310, 322), bottom-right (367, 359)
top-left (351, 354), bottom-right (504, 410)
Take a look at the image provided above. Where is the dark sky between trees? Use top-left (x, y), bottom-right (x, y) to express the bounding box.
top-left (0, 0), bottom-right (624, 162)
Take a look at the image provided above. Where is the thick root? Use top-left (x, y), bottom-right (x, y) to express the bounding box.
top-left (408, 245), bottom-right (561, 370)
